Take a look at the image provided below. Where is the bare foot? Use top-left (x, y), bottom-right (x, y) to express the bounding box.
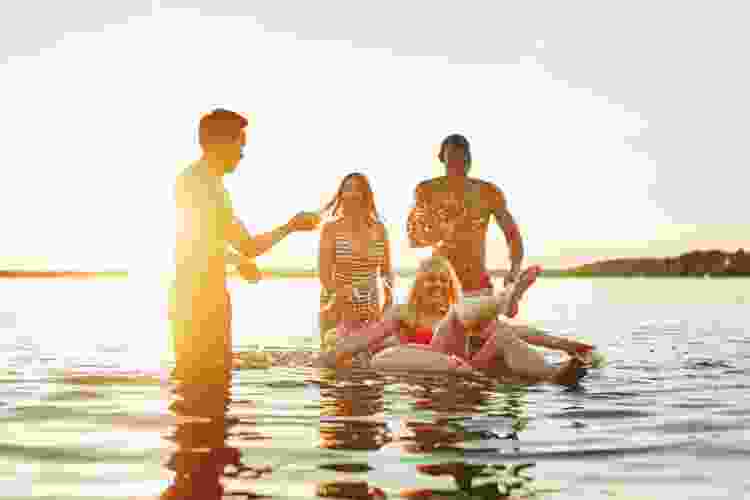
top-left (577, 348), bottom-right (595, 367)
top-left (552, 356), bottom-right (587, 386)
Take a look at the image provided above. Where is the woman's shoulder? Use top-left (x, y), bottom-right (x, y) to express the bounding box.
top-left (321, 218), bottom-right (344, 234)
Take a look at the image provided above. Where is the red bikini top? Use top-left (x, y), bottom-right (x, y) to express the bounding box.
top-left (410, 326), bottom-right (434, 345)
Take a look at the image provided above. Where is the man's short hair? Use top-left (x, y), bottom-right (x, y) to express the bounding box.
top-left (199, 108), bottom-right (248, 148)
top-left (438, 133), bottom-right (472, 169)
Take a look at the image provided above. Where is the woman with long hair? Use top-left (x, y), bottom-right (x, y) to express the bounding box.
top-left (318, 173), bottom-right (394, 346)
top-left (319, 256), bottom-right (593, 385)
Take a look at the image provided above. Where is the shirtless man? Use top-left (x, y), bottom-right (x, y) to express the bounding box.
top-left (407, 134), bottom-right (595, 360)
top-left (407, 134), bottom-right (524, 295)
top-left (170, 108), bottom-right (318, 378)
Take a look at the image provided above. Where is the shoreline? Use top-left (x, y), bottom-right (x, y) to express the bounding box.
top-left (2, 249), bottom-right (748, 279)
top-left (2, 271), bottom-right (749, 280)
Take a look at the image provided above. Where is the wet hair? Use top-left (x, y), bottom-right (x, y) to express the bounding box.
top-left (322, 172), bottom-right (383, 226)
top-left (198, 108), bottom-right (248, 148)
top-left (407, 256), bottom-right (464, 309)
top-left (438, 134), bottom-right (472, 172)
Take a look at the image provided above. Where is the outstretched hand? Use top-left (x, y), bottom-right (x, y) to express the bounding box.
top-left (287, 211), bottom-right (321, 232)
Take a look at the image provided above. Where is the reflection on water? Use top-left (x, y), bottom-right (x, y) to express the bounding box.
top-left (1, 277), bottom-right (750, 499)
top-left (161, 364), bottom-right (543, 499)
top-left (318, 368), bottom-right (390, 452)
top-left (317, 368), bottom-right (389, 498)
top-left (313, 367), bottom-right (542, 499)
top-left (162, 364), bottom-right (241, 499)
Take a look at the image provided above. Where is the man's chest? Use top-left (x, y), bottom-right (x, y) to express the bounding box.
top-left (430, 183), bottom-right (492, 225)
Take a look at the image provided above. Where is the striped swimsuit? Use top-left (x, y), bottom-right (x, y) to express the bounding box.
top-left (320, 227), bottom-right (387, 325)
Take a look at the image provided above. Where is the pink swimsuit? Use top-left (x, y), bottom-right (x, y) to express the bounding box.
top-left (334, 314), bottom-right (503, 371)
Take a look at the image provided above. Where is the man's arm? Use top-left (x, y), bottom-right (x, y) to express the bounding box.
top-left (407, 182), bottom-right (444, 248)
top-left (488, 183), bottom-right (524, 279)
top-left (227, 216), bottom-right (292, 260)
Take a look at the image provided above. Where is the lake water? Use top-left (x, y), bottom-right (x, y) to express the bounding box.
top-left (1, 277), bottom-right (748, 499)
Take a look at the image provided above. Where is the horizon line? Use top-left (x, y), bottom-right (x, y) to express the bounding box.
top-left (1, 247), bottom-right (745, 276)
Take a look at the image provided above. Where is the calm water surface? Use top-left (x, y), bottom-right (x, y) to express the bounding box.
top-left (1, 277), bottom-right (748, 499)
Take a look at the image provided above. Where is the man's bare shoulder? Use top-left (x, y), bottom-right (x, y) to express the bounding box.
top-left (470, 178), bottom-right (505, 207)
top-left (468, 177), bottom-right (500, 191)
top-left (415, 176), bottom-right (449, 195)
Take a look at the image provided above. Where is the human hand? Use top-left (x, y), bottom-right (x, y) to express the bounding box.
top-left (237, 260), bottom-right (262, 283)
top-left (503, 266), bottom-right (521, 287)
top-left (287, 211), bottom-right (321, 232)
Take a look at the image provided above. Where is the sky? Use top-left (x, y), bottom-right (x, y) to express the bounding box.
top-left (1, 1), bottom-right (748, 277)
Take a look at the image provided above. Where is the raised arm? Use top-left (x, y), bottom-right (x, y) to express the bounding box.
top-left (487, 183), bottom-right (524, 280)
top-left (407, 182), bottom-right (443, 248)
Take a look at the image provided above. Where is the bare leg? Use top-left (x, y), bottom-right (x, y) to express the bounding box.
top-left (337, 318), bottom-right (404, 355)
top-left (315, 317), bottom-right (403, 368)
top-left (370, 346), bottom-right (473, 374)
top-left (359, 309), bottom-right (474, 374)
top-left (498, 265), bottom-right (542, 318)
top-left (429, 311), bottom-right (468, 358)
top-left (508, 323), bottom-right (595, 363)
top-left (454, 266), bottom-right (541, 328)
top-left (470, 322), bottom-right (586, 385)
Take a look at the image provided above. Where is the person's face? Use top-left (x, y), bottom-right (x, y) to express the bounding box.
top-left (209, 129), bottom-right (246, 174)
top-left (442, 143), bottom-right (466, 171)
top-left (418, 270), bottom-right (452, 309)
top-left (223, 129), bottom-right (246, 173)
top-left (340, 176), bottom-right (368, 213)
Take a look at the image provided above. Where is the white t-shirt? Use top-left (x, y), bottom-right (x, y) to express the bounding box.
top-left (169, 160), bottom-right (235, 319)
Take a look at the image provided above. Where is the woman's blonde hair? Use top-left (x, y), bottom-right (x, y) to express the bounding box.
top-left (407, 256), bottom-right (464, 310)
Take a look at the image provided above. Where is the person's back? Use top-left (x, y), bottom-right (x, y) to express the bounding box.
top-left (172, 161), bottom-right (232, 319)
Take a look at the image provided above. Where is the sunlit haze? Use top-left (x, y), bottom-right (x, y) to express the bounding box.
top-left (1, 2), bottom-right (747, 280)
